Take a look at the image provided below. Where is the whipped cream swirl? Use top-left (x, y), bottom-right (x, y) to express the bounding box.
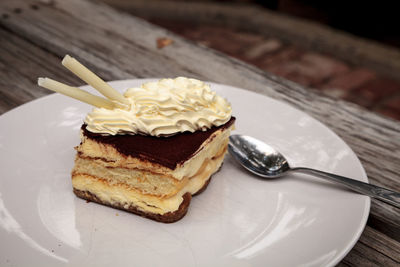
top-left (84, 77), bottom-right (232, 136)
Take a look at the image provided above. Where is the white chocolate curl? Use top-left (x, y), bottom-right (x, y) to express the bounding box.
top-left (84, 77), bottom-right (232, 136)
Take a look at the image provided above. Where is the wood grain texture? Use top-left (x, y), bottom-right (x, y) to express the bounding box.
top-left (0, 26), bottom-right (82, 113)
top-left (0, 0), bottom-right (399, 265)
top-left (100, 0), bottom-right (400, 82)
top-left (341, 226), bottom-right (400, 266)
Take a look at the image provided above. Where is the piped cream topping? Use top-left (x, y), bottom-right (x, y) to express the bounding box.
top-left (84, 77), bottom-right (232, 136)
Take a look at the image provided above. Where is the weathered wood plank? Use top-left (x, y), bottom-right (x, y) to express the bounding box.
top-left (100, 0), bottom-right (400, 83)
top-left (367, 203), bottom-right (400, 243)
top-left (360, 226), bottom-right (400, 263)
top-left (0, 0), bottom-right (399, 264)
top-left (342, 226), bottom-right (400, 266)
top-left (0, 26), bottom-right (83, 113)
top-left (0, 0), bottom-right (202, 81)
top-left (342, 244), bottom-right (399, 266)
top-left (0, 0), bottom-right (399, 226)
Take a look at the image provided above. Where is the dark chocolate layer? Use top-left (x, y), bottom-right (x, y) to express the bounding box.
top-left (82, 117), bottom-right (235, 169)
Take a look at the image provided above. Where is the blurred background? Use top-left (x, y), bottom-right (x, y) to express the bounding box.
top-left (99, 0), bottom-right (400, 120)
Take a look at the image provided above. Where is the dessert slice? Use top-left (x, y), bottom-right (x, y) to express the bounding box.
top-left (72, 117), bottom-right (235, 223)
top-left (38, 56), bottom-right (234, 223)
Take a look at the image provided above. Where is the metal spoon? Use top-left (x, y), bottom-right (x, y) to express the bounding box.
top-left (228, 134), bottom-right (400, 208)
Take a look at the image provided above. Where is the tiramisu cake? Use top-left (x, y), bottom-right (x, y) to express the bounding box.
top-left (72, 78), bottom-right (235, 222)
top-left (38, 56), bottom-right (234, 223)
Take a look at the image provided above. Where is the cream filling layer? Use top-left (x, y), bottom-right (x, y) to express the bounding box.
top-left (77, 124), bottom-right (233, 180)
top-left (72, 151), bottom-right (225, 215)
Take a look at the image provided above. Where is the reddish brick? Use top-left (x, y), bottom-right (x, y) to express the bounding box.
top-left (321, 68), bottom-right (376, 91)
top-left (181, 26), bottom-right (265, 56)
top-left (149, 18), bottom-right (400, 120)
top-left (267, 61), bottom-right (315, 86)
top-left (257, 46), bottom-right (303, 69)
top-left (181, 29), bottom-right (205, 41)
top-left (242, 38), bottom-right (283, 60)
top-left (376, 96), bottom-right (400, 120)
top-left (301, 53), bottom-right (350, 84)
top-left (352, 78), bottom-right (400, 105)
top-left (196, 30), bottom-right (245, 55)
top-left (383, 95), bottom-right (400, 110)
top-left (227, 30), bottom-right (265, 45)
top-left (197, 26), bottom-right (262, 45)
top-left (263, 52), bottom-right (349, 87)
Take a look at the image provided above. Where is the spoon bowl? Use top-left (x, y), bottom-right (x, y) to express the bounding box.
top-left (228, 135), bottom-right (290, 178)
top-left (228, 134), bottom-right (400, 208)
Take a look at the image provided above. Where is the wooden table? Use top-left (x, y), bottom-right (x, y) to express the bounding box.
top-left (0, 0), bottom-right (399, 265)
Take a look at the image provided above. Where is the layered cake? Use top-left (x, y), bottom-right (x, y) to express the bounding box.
top-left (71, 77), bottom-right (235, 222)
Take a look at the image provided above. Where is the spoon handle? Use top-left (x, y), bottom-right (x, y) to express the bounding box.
top-left (292, 167), bottom-right (400, 208)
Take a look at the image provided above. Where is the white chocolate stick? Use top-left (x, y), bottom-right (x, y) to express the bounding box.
top-left (62, 55), bottom-right (128, 104)
top-left (38, 78), bottom-right (115, 109)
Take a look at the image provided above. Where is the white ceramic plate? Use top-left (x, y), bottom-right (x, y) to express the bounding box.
top-left (0, 79), bottom-right (369, 267)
